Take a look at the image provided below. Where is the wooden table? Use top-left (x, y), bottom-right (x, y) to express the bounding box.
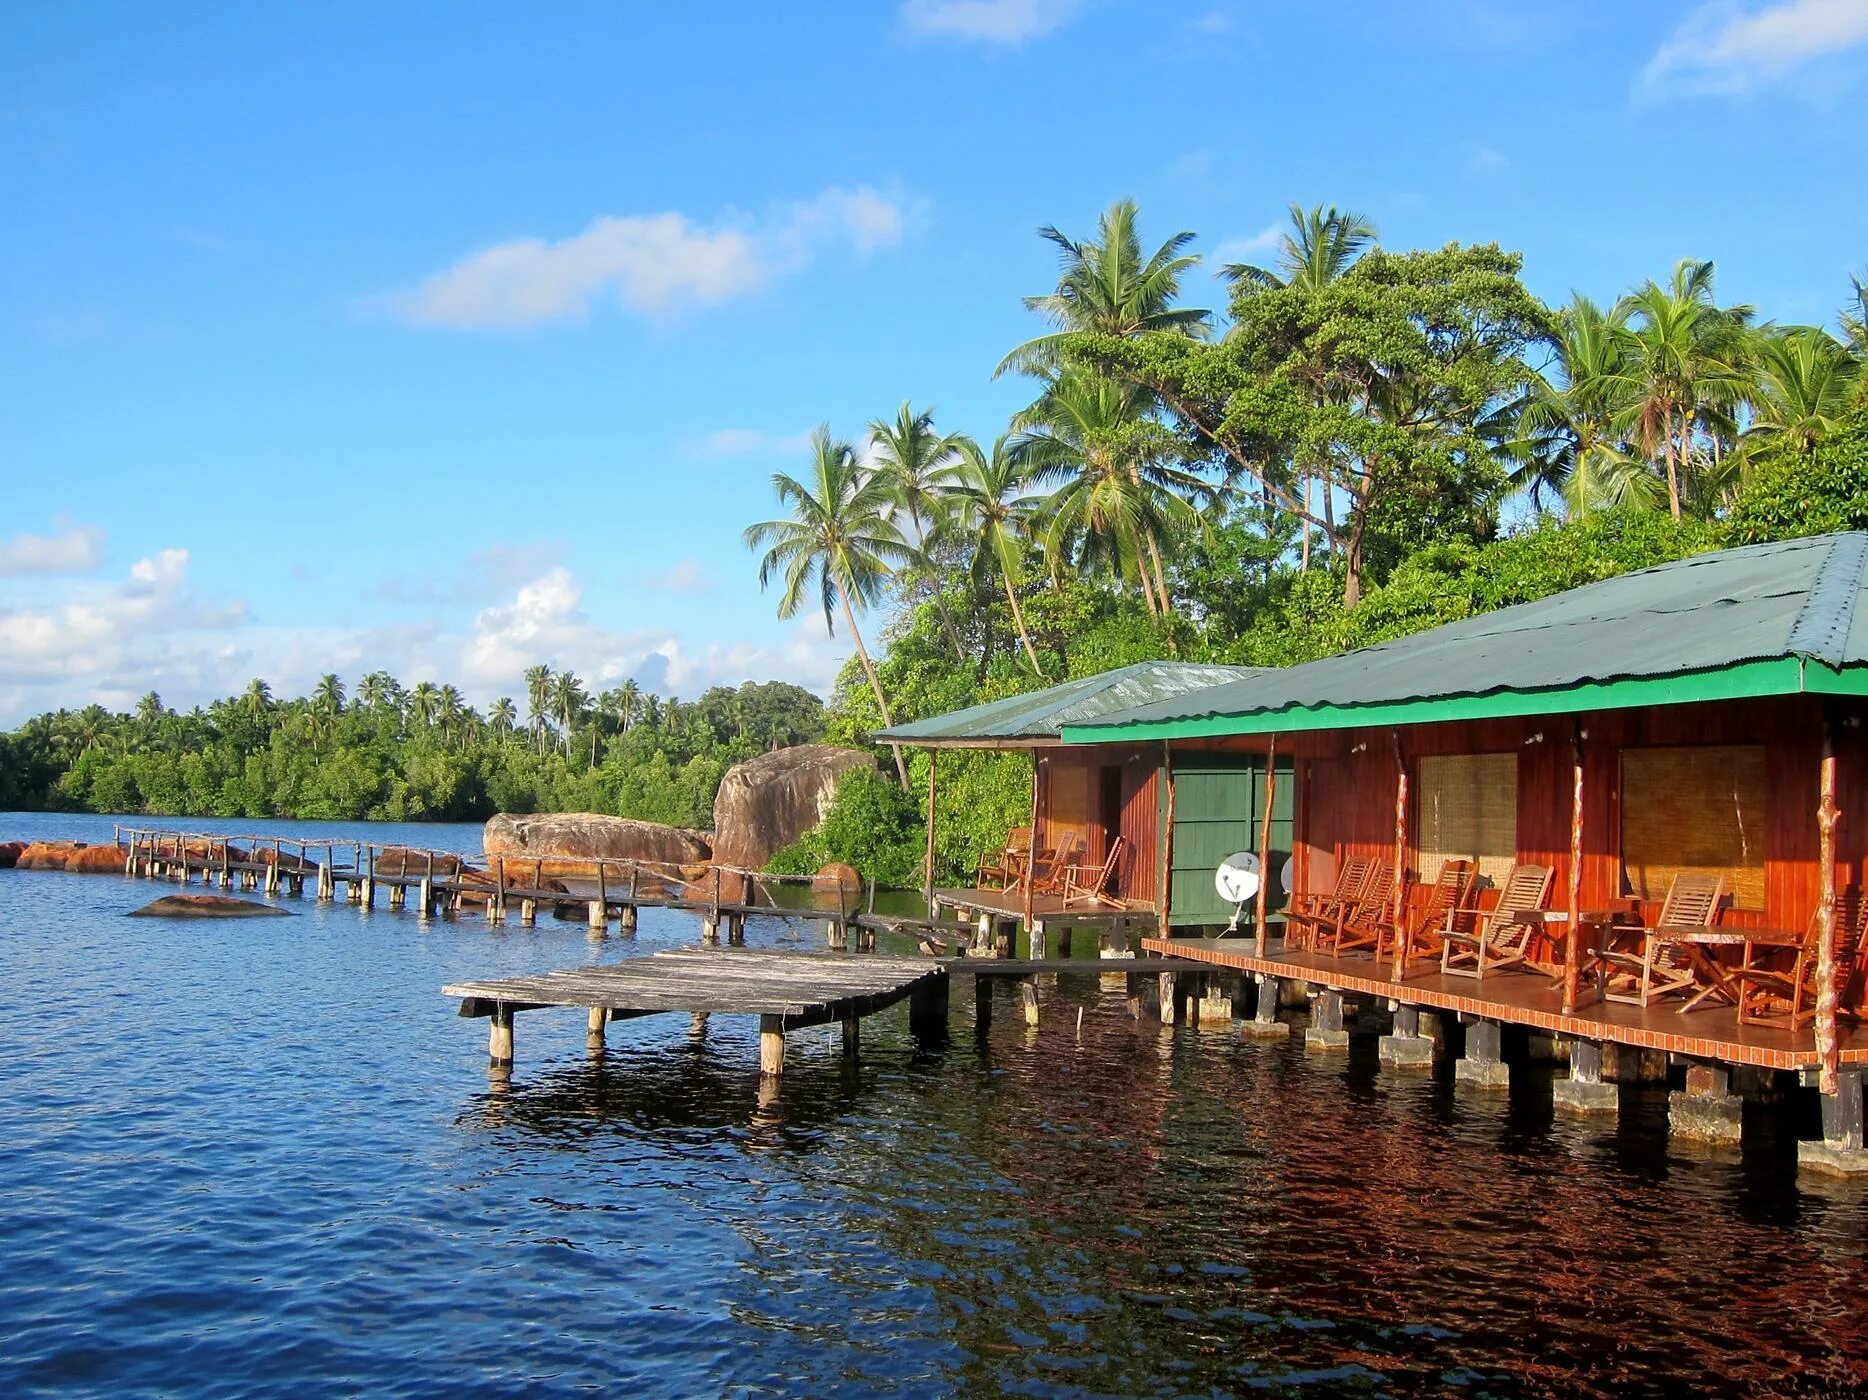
top-left (1656, 925), bottom-right (1804, 1011)
top-left (1501, 906), bottom-right (1640, 989)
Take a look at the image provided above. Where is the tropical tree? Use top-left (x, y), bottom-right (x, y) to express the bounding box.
top-left (488, 697), bottom-right (518, 740)
top-left (436, 684), bottom-right (465, 747)
top-left (408, 680), bottom-right (439, 730)
top-left (312, 673), bottom-right (346, 715)
top-left (135, 691), bottom-right (164, 726)
top-left (745, 425), bottom-right (915, 785)
top-left (1840, 274), bottom-right (1867, 359)
top-left (242, 679), bottom-right (273, 718)
top-left (948, 433), bottom-right (1045, 674)
top-left (523, 664), bottom-right (553, 754)
top-left (997, 197), bottom-right (1209, 378)
top-left (868, 400), bottom-right (965, 657)
top-left (1741, 326), bottom-right (1861, 465)
top-left (551, 670), bottom-right (587, 758)
top-left (1222, 201), bottom-right (1377, 293)
top-left (615, 678), bottom-right (641, 734)
top-left (1606, 258), bottom-right (1756, 520)
top-left (357, 671), bottom-right (398, 711)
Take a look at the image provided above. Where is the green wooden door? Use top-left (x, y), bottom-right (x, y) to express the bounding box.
top-left (1165, 755), bottom-right (1294, 928)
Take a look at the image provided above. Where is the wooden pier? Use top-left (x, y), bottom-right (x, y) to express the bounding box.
top-left (444, 948), bottom-right (950, 1076)
top-left (111, 826), bottom-right (874, 945)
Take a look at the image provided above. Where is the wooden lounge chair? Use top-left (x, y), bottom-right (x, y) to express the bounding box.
top-left (1315, 859), bottom-right (1395, 958)
top-left (1440, 863), bottom-right (1556, 980)
top-left (1285, 857), bottom-right (1374, 951)
top-left (1026, 831), bottom-right (1084, 898)
top-left (1597, 872), bottom-right (1727, 1007)
top-left (1388, 858), bottom-right (1478, 970)
top-left (976, 826), bottom-right (1032, 890)
top-left (1061, 836), bottom-right (1125, 908)
top-left (1733, 896), bottom-right (1868, 1030)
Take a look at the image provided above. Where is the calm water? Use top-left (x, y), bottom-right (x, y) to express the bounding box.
top-left (3, 812), bottom-right (1866, 1397)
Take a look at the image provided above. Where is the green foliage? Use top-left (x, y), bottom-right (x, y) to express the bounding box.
top-left (768, 766), bottom-right (926, 887)
top-left (1725, 407), bottom-right (1868, 545)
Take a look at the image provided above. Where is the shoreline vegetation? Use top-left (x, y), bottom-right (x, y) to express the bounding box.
top-left (6, 201), bottom-right (1866, 890)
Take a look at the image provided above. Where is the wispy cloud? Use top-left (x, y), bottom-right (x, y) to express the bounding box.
top-left (1210, 223), bottom-right (1283, 269)
top-left (679, 426), bottom-right (815, 461)
top-left (899, 0), bottom-right (1084, 45)
top-left (0, 524), bottom-right (104, 576)
top-left (640, 560), bottom-right (712, 594)
top-left (382, 186), bottom-right (912, 331)
top-left (1642, 0), bottom-right (1868, 96)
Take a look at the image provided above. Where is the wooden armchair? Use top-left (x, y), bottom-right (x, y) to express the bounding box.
top-left (976, 826), bottom-right (1032, 890)
top-left (1027, 831), bottom-right (1084, 898)
top-left (1285, 857), bottom-right (1374, 951)
top-left (1597, 872), bottom-right (1727, 1007)
top-left (1061, 837), bottom-right (1125, 908)
top-left (1732, 896), bottom-right (1868, 1030)
top-left (1316, 859), bottom-right (1395, 958)
top-left (1387, 858), bottom-right (1478, 970)
top-left (1440, 864), bottom-right (1555, 980)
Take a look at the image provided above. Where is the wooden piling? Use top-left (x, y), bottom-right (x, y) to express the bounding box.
top-left (758, 1014), bottom-right (785, 1078)
top-left (488, 1004), bottom-right (514, 1067)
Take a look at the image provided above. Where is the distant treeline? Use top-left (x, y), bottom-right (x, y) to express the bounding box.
top-left (0, 673), bottom-right (827, 826)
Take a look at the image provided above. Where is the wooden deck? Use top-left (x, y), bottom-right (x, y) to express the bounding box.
top-left (444, 948), bottom-right (950, 1076)
top-left (1145, 935), bottom-right (1868, 1072)
top-left (934, 886), bottom-right (1154, 922)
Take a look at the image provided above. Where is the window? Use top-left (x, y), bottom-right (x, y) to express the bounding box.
top-left (1621, 745), bottom-right (1766, 911)
top-left (1417, 752), bottom-right (1518, 886)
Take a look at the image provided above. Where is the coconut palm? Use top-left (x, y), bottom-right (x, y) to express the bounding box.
top-left (312, 673), bottom-right (345, 715)
top-left (523, 663), bottom-right (553, 754)
top-left (1741, 326), bottom-right (1861, 465)
top-left (436, 684), bottom-right (464, 747)
top-left (488, 697), bottom-right (518, 739)
top-left (550, 670), bottom-right (587, 757)
top-left (948, 433), bottom-right (1045, 675)
top-left (357, 671), bottom-right (398, 712)
top-left (1222, 202), bottom-right (1377, 293)
top-left (1507, 295), bottom-right (1657, 515)
top-left (135, 691), bottom-right (164, 726)
top-left (242, 679), bottom-right (273, 717)
top-left (1841, 274), bottom-right (1868, 359)
top-left (1606, 259), bottom-right (1756, 520)
top-left (1012, 369), bottom-right (1202, 617)
top-left (406, 681), bottom-right (438, 730)
top-left (615, 678), bottom-right (641, 734)
top-left (997, 198), bottom-right (1209, 378)
top-left (868, 400), bottom-right (966, 657)
top-left (745, 425), bottom-right (915, 786)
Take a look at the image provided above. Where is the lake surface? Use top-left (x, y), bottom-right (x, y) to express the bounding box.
top-left (3, 812), bottom-right (1866, 1396)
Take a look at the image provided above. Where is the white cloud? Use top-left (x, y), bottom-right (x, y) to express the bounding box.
top-left (899, 0), bottom-right (1083, 45)
top-left (1210, 222), bottom-right (1283, 268)
top-left (679, 426), bottom-right (815, 461)
top-left (1642, 0), bottom-right (1868, 95)
top-left (384, 186), bottom-right (911, 330)
top-left (0, 524), bottom-right (104, 576)
top-left (641, 560), bottom-right (712, 594)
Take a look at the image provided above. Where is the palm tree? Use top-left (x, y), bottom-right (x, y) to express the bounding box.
top-left (1222, 202), bottom-right (1377, 293)
top-left (408, 681), bottom-right (439, 730)
top-left (1508, 295), bottom-right (1656, 515)
top-left (523, 664), bottom-right (553, 754)
top-left (948, 433), bottom-right (1045, 675)
top-left (357, 671), bottom-right (396, 711)
top-left (551, 670), bottom-right (587, 757)
top-left (639, 693), bottom-right (663, 731)
top-left (1742, 326), bottom-right (1861, 465)
top-left (745, 425), bottom-right (915, 786)
top-left (1012, 369), bottom-right (1201, 617)
top-left (436, 684), bottom-right (464, 747)
top-left (997, 197), bottom-right (1209, 378)
top-left (242, 678), bottom-right (272, 718)
top-left (615, 678), bottom-right (641, 734)
top-left (1841, 274), bottom-right (1868, 359)
top-left (868, 400), bottom-right (965, 657)
top-left (135, 691), bottom-right (164, 726)
top-left (312, 673), bottom-right (345, 713)
top-left (488, 697), bottom-right (518, 740)
top-left (1607, 259), bottom-right (1756, 520)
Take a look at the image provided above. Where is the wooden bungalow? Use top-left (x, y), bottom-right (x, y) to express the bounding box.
top-left (1061, 532), bottom-right (1868, 1173)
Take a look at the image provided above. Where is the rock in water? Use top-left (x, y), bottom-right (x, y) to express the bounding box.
top-left (710, 745), bottom-right (876, 871)
top-left (0, 841), bottom-right (24, 869)
top-left (483, 814), bottom-right (712, 869)
top-left (130, 895), bottom-right (291, 918)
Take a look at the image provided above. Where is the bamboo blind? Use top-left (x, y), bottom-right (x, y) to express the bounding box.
top-left (1417, 752), bottom-right (1518, 886)
top-left (1621, 744), bottom-right (1766, 910)
top-left (1045, 763), bottom-right (1092, 849)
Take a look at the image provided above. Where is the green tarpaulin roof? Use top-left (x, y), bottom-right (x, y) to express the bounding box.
top-left (876, 661), bottom-right (1265, 747)
top-left (1065, 531), bottom-right (1868, 742)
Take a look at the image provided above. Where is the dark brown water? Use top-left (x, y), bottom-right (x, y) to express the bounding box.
top-left (4, 815), bottom-right (1867, 1396)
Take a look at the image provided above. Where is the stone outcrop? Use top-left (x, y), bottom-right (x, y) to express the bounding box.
top-left (371, 847), bottom-right (469, 877)
top-left (130, 894), bottom-right (291, 918)
top-left (16, 841), bottom-right (86, 871)
top-left (0, 841), bottom-right (22, 869)
top-left (66, 845), bottom-right (132, 873)
top-left (710, 744), bottom-right (876, 871)
top-left (484, 813), bottom-right (712, 872)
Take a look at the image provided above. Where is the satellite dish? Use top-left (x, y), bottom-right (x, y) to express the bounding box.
top-left (1280, 856), bottom-right (1295, 894)
top-left (1214, 851), bottom-right (1262, 904)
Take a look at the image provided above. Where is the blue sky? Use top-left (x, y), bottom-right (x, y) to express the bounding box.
top-left (2, 0), bottom-right (1864, 723)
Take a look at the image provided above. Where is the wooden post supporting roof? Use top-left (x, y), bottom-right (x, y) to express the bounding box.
top-left (1389, 731), bottom-right (1409, 983)
top-left (1160, 741), bottom-right (1176, 932)
top-left (1816, 720), bottom-right (1843, 1097)
top-left (923, 749), bottom-right (938, 918)
top-left (1022, 751), bottom-right (1039, 932)
top-left (1254, 736), bottom-right (1277, 957)
top-left (1562, 723), bottom-right (1586, 1015)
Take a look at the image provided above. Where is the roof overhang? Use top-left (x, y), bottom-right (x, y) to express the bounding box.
top-left (1063, 656), bottom-right (1868, 743)
top-left (874, 736), bottom-right (1060, 750)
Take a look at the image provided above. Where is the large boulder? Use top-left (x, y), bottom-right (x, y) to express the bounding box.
top-left (0, 841), bottom-right (22, 869)
top-left (483, 813), bottom-right (712, 873)
top-left (130, 894), bottom-right (290, 919)
top-left (66, 844), bottom-right (131, 874)
top-left (16, 841), bottom-right (84, 871)
top-left (370, 847), bottom-right (469, 878)
top-left (710, 744), bottom-right (876, 871)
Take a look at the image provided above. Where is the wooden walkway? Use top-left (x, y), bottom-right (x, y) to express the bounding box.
top-left (444, 948), bottom-right (949, 1076)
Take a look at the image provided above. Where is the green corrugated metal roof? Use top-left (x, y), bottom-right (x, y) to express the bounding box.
top-left (876, 661), bottom-right (1265, 746)
top-left (1065, 531), bottom-right (1868, 742)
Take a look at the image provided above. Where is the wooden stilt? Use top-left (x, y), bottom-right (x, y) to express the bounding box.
top-left (841, 1015), bottom-right (859, 1059)
top-left (1023, 751), bottom-right (1040, 934)
top-left (758, 1014), bottom-right (785, 1078)
top-left (1388, 731), bottom-right (1409, 982)
top-left (1255, 736), bottom-right (1277, 957)
top-left (488, 1004), bottom-right (514, 1067)
top-left (923, 749), bottom-right (938, 919)
top-left (1816, 720), bottom-right (1843, 1097)
top-left (1562, 723), bottom-right (1586, 1014)
top-left (587, 1006), bottom-right (607, 1045)
top-left (1161, 741), bottom-right (1176, 933)
top-left (1021, 979), bottom-right (1039, 1027)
